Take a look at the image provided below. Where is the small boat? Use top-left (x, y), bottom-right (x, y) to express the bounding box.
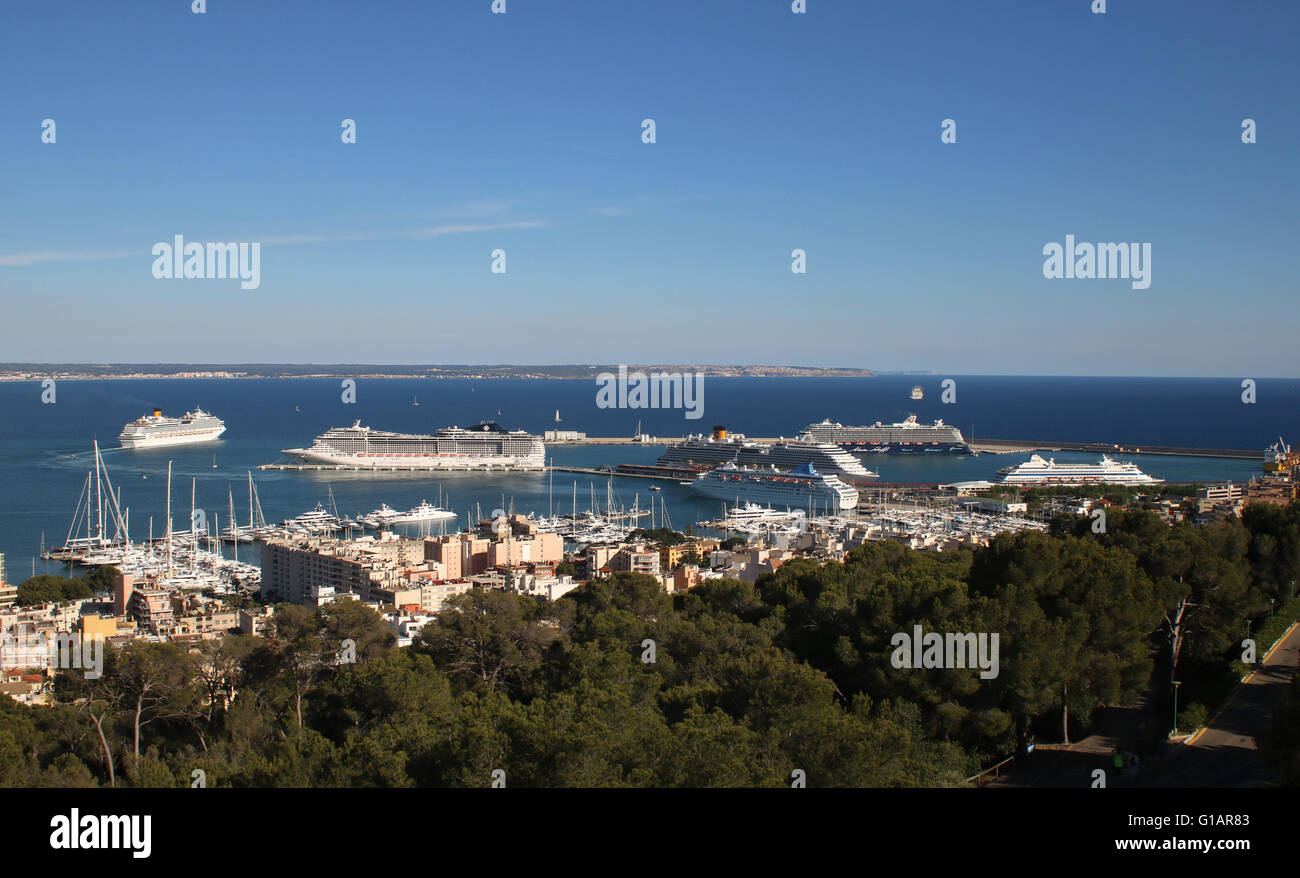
top-left (211, 453), bottom-right (218, 469)
top-left (412, 395), bottom-right (420, 407)
top-left (910, 385), bottom-right (924, 400)
top-left (649, 485), bottom-right (662, 492)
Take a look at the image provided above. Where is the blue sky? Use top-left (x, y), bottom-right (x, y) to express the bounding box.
top-left (1, 0), bottom-right (1297, 375)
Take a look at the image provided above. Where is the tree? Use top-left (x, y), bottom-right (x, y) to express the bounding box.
top-left (15, 574), bottom-right (94, 606)
top-left (54, 651), bottom-right (123, 787)
top-left (113, 642), bottom-right (195, 775)
top-left (415, 589), bottom-right (564, 696)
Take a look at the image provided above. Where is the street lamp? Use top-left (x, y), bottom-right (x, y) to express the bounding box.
top-left (1172, 680), bottom-right (1182, 736)
top-left (1270, 597), bottom-right (1276, 620)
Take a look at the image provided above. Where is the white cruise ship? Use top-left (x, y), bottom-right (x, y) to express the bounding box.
top-left (119, 407), bottom-right (226, 449)
top-left (658, 426), bottom-right (878, 481)
top-left (996, 454), bottom-right (1162, 486)
top-left (283, 420), bottom-right (545, 470)
top-left (692, 462), bottom-right (860, 512)
top-left (802, 415), bottom-right (970, 454)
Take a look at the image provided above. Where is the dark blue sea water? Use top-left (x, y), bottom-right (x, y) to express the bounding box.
top-left (0, 375), bottom-right (1295, 581)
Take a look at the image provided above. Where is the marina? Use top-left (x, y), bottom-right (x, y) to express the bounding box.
top-left (40, 442), bottom-right (260, 595)
top-left (0, 375), bottom-right (1292, 578)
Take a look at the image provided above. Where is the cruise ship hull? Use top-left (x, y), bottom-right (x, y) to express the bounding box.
top-left (692, 480), bottom-right (856, 512)
top-left (283, 449), bottom-right (544, 470)
top-left (838, 441), bottom-right (970, 454)
top-left (802, 417), bottom-right (970, 454)
top-left (658, 442), bottom-right (877, 481)
top-left (995, 454), bottom-right (1161, 486)
top-left (997, 475), bottom-right (1162, 487)
top-left (284, 420), bottom-right (545, 471)
top-left (119, 426), bottom-right (226, 449)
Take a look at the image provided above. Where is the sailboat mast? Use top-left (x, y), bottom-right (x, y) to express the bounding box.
top-left (94, 441), bottom-right (104, 543)
top-left (165, 461), bottom-right (173, 577)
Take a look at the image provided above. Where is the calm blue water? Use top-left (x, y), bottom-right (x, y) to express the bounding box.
top-left (0, 375), bottom-right (1294, 580)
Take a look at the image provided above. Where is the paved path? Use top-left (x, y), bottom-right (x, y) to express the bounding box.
top-left (1147, 621), bottom-right (1300, 788)
top-left (987, 621), bottom-right (1300, 788)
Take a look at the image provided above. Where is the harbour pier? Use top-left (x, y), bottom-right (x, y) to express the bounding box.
top-left (554, 436), bottom-right (1267, 460)
top-left (969, 439), bottom-right (1264, 460)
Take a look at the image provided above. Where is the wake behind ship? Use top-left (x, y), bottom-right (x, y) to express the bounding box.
top-left (283, 420), bottom-right (545, 471)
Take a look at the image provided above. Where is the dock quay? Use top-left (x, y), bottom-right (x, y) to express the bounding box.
top-left (557, 436), bottom-right (1265, 460)
top-left (257, 463), bottom-right (547, 472)
top-left (970, 439), bottom-right (1264, 460)
top-left (549, 465), bottom-right (684, 482)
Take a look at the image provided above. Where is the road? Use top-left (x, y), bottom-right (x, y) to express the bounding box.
top-left (986, 621), bottom-right (1299, 788)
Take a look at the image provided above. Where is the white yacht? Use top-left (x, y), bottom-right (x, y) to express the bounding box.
top-left (390, 501), bottom-right (457, 524)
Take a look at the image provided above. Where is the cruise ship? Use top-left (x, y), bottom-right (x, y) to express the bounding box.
top-left (996, 454), bottom-right (1163, 486)
top-left (802, 416), bottom-right (970, 454)
top-left (657, 426), bottom-right (878, 481)
top-left (692, 462), bottom-right (860, 512)
top-left (119, 407), bottom-right (226, 449)
top-left (283, 420), bottom-right (545, 470)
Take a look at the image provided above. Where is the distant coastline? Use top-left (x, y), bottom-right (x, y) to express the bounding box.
top-left (0, 364), bottom-right (877, 381)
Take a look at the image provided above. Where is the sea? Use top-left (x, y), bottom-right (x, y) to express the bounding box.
top-left (1, 374), bottom-right (1296, 581)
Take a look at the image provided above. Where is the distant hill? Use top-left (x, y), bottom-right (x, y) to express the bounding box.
top-left (0, 363), bottom-right (876, 380)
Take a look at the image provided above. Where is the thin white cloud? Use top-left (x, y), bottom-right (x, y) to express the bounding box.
top-left (259, 233), bottom-right (333, 246)
top-left (0, 219), bottom-right (546, 266)
top-left (408, 221), bottom-right (545, 238)
top-left (0, 249), bottom-right (140, 267)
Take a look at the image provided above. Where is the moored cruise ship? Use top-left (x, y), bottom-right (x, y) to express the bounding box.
top-left (692, 462), bottom-right (860, 512)
top-left (802, 415), bottom-right (970, 454)
top-left (657, 426), bottom-right (878, 481)
top-left (283, 420), bottom-right (545, 470)
top-left (996, 454), bottom-right (1162, 486)
top-left (119, 407), bottom-right (226, 449)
